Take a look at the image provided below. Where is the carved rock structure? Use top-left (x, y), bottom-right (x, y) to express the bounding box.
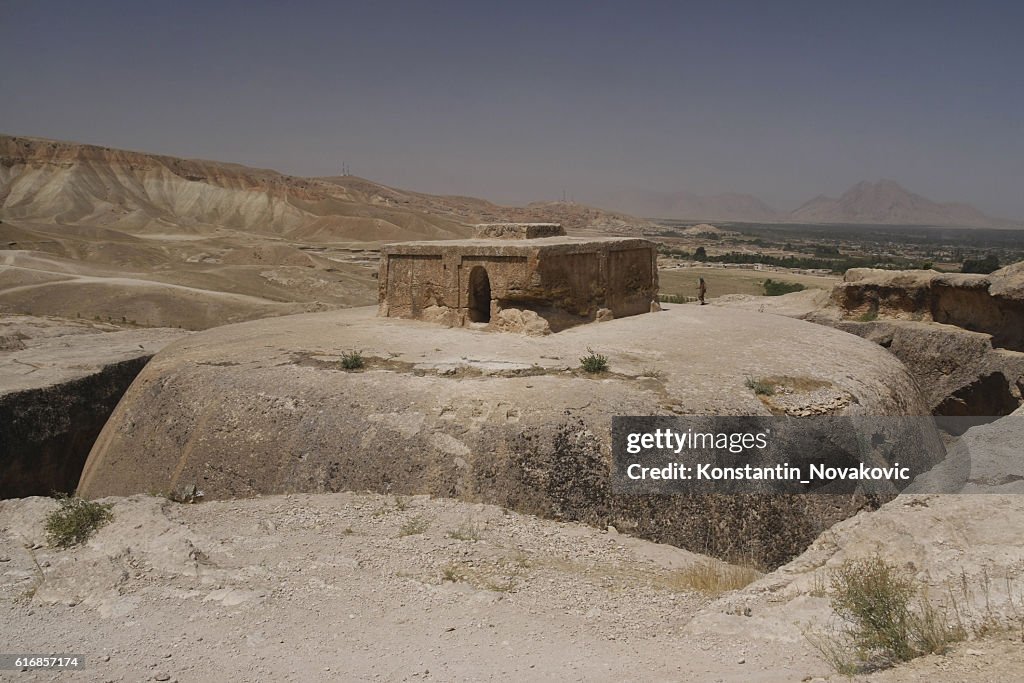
top-left (79, 305), bottom-right (931, 568)
top-left (377, 224), bottom-right (659, 334)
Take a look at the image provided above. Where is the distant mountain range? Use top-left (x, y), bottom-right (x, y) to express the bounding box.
top-left (600, 180), bottom-right (1019, 229)
top-left (1, 134), bottom-right (1017, 233)
top-left (788, 179), bottom-right (1015, 228)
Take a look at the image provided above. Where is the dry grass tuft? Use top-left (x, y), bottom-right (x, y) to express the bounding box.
top-left (663, 560), bottom-right (761, 595)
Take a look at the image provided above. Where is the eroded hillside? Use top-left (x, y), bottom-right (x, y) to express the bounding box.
top-left (0, 135), bottom-right (654, 328)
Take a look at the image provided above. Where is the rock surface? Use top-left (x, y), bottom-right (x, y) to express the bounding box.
top-left (832, 264), bottom-right (1024, 352)
top-left (681, 409), bottom-right (1024, 678)
top-left (907, 405), bottom-right (1024, 493)
top-left (715, 264), bottom-right (1024, 416)
top-left (0, 316), bottom-right (188, 497)
top-left (80, 305), bottom-right (929, 567)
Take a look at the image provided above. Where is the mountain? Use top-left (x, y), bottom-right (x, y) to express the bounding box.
top-left (0, 135), bottom-right (654, 240)
top-left (596, 190), bottom-right (780, 222)
top-left (597, 180), bottom-right (1019, 228)
top-left (789, 179), bottom-right (1015, 228)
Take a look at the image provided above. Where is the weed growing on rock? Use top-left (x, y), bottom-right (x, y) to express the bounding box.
top-left (580, 347), bottom-right (609, 373)
top-left (44, 495), bottom-right (113, 548)
top-left (447, 518), bottom-right (484, 541)
top-left (745, 377), bottom-right (775, 396)
top-left (398, 515), bottom-right (430, 537)
top-left (167, 483), bottom-right (204, 503)
top-left (441, 564), bottom-right (465, 582)
top-left (806, 556), bottom-right (966, 673)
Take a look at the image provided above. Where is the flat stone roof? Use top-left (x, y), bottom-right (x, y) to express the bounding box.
top-left (475, 223), bottom-right (566, 239)
top-left (382, 236), bottom-right (654, 255)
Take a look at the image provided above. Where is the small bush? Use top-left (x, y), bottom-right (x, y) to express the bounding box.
top-left (745, 376), bottom-right (775, 396)
top-left (340, 349), bottom-right (364, 370)
top-left (44, 496), bottom-right (113, 548)
top-left (580, 347), bottom-right (609, 373)
top-left (808, 556), bottom-right (966, 673)
top-left (167, 483), bottom-right (204, 503)
top-left (658, 293), bottom-right (685, 304)
top-left (763, 279), bottom-right (806, 296)
top-left (830, 556), bottom-right (918, 662)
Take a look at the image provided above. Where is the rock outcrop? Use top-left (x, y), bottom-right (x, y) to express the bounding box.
top-left (0, 316), bottom-right (188, 498)
top-left (80, 305), bottom-right (930, 567)
top-left (717, 263), bottom-right (1024, 417)
top-left (688, 410), bottom-right (1024, 654)
top-left (832, 264), bottom-right (1024, 352)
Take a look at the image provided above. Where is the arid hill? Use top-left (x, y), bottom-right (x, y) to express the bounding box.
top-left (0, 135), bottom-right (653, 240)
top-left (0, 135), bottom-right (655, 328)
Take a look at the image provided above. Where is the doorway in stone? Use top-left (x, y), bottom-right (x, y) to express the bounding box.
top-left (467, 266), bottom-right (491, 323)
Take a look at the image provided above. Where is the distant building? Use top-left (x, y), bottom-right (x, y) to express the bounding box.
top-left (378, 223), bottom-right (659, 334)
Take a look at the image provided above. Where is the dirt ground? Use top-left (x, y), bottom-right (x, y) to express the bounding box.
top-left (1, 492), bottom-right (1021, 683)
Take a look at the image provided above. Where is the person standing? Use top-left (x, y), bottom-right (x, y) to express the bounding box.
top-left (698, 277), bottom-right (707, 305)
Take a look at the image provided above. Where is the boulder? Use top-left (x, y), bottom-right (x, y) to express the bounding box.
top-left (80, 305), bottom-right (931, 567)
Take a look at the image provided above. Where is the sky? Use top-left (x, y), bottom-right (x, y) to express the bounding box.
top-left (2, 1), bottom-right (1023, 218)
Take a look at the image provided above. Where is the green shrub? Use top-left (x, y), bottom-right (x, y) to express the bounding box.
top-left (44, 496), bottom-right (113, 548)
top-left (961, 254), bottom-right (1000, 274)
top-left (579, 347), bottom-right (609, 373)
top-left (340, 349), bottom-right (364, 370)
top-left (808, 556), bottom-right (966, 673)
top-left (763, 279), bottom-right (806, 296)
top-left (658, 293), bottom-right (685, 304)
top-left (856, 309), bottom-right (879, 322)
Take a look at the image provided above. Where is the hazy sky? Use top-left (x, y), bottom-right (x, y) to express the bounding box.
top-left (3, 1), bottom-right (1023, 217)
